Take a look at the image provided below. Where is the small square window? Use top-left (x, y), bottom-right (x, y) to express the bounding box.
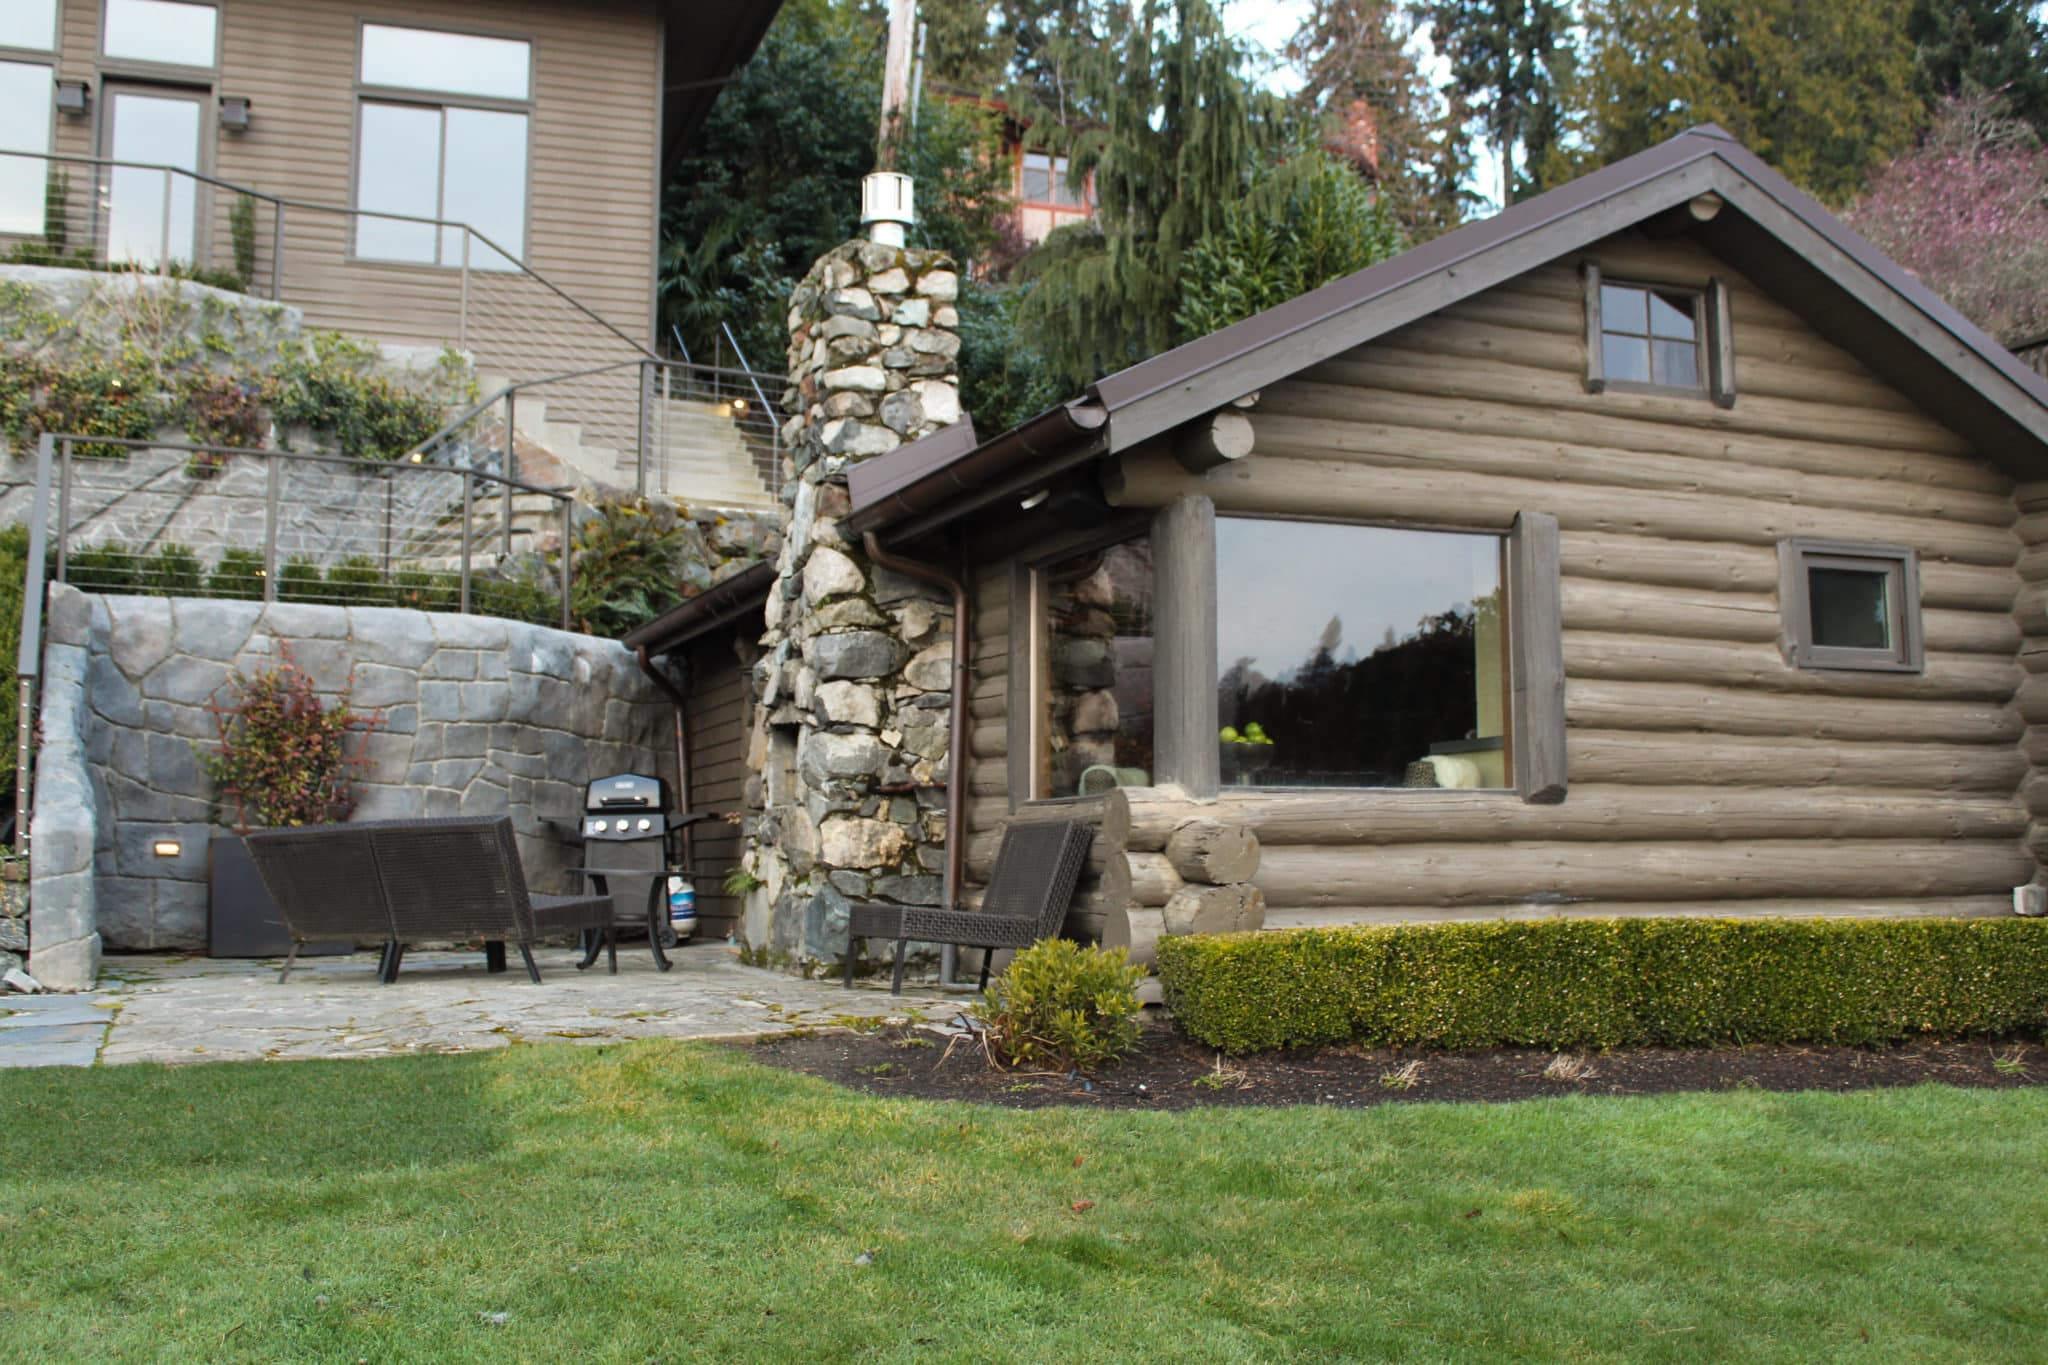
top-left (1595, 282), bottom-right (1701, 391)
top-left (1779, 539), bottom-right (1922, 673)
top-left (1584, 264), bottom-right (1735, 404)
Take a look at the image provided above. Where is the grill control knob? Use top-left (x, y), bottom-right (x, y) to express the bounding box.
top-left (637, 818), bottom-right (652, 832)
top-left (591, 819), bottom-right (608, 833)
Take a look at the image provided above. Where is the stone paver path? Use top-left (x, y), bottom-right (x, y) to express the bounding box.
top-left (0, 944), bottom-right (960, 1068)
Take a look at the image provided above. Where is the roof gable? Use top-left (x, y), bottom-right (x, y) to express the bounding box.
top-left (849, 124), bottom-right (2048, 538)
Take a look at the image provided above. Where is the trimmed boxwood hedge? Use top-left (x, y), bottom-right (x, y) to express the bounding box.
top-left (1155, 917), bottom-right (2048, 1054)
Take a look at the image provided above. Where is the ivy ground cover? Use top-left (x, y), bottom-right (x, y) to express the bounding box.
top-left (3, 1039), bottom-right (2044, 1361)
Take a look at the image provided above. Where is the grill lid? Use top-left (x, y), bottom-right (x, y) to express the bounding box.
top-left (584, 772), bottom-right (670, 813)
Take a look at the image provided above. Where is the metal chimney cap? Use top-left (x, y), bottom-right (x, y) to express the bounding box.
top-left (861, 171), bottom-right (914, 248)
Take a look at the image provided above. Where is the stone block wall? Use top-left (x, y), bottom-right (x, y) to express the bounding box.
top-left (29, 584), bottom-right (673, 972)
top-left (738, 240), bottom-right (963, 965)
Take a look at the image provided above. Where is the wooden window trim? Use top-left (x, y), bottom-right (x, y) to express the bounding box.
top-left (1777, 538), bottom-right (1923, 673)
top-left (1582, 263), bottom-right (1735, 406)
top-left (1509, 510), bottom-right (1567, 804)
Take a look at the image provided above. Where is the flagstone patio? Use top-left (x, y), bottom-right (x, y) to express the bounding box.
top-left (0, 944), bottom-right (958, 1068)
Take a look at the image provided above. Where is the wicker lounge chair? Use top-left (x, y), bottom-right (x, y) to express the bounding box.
top-left (843, 820), bottom-right (1094, 994)
top-left (246, 817), bottom-right (611, 984)
top-left (241, 823), bottom-right (391, 983)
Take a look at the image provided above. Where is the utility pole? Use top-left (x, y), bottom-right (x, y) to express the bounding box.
top-left (877, 0), bottom-right (918, 170)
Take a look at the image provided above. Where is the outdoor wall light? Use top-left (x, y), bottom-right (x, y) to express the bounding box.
top-left (1019, 489), bottom-right (1050, 510)
top-left (218, 95), bottom-right (252, 132)
top-left (731, 398), bottom-right (748, 412)
top-left (55, 81), bottom-right (89, 116)
top-left (152, 840), bottom-right (182, 858)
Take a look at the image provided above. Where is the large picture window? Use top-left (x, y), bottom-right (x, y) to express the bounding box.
top-left (1214, 518), bottom-right (1508, 788)
top-left (1041, 535), bottom-right (1154, 797)
top-left (353, 25), bottom-right (531, 270)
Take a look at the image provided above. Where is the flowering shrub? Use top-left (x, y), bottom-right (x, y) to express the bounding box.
top-left (201, 644), bottom-right (381, 831)
top-left (1849, 93), bottom-right (2048, 345)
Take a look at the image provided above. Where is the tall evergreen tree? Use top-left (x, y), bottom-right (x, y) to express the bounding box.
top-left (1421, 0), bottom-right (1577, 204)
top-left (1908, 1), bottom-right (2048, 142)
top-left (1287, 0), bottom-right (1474, 236)
top-left (1577, 0), bottom-right (1920, 205)
top-left (1011, 0), bottom-right (1286, 388)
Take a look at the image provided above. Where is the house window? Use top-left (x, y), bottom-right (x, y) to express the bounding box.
top-left (1214, 518), bottom-right (1508, 788)
top-left (0, 61), bottom-right (53, 234)
top-left (1599, 281), bottom-right (1701, 389)
top-left (353, 25), bottom-right (531, 270)
top-left (1041, 535), bottom-right (1154, 798)
top-left (1778, 539), bottom-right (1922, 673)
top-left (102, 0), bottom-right (218, 68)
top-left (1020, 151), bottom-right (1086, 210)
top-left (1583, 263), bottom-right (1736, 405)
top-left (1, 0), bottom-right (57, 52)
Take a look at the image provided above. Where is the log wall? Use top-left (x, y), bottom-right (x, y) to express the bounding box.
top-left (961, 227), bottom-right (2034, 935)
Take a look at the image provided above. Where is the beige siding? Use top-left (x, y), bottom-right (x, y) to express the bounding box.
top-left (31, 0), bottom-right (658, 414)
top-left (1085, 228), bottom-right (2030, 926)
top-left (683, 633), bottom-right (751, 938)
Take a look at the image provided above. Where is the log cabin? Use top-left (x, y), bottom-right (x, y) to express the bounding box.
top-left (839, 124), bottom-right (2048, 977)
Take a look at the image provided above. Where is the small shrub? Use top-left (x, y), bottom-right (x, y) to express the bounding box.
top-left (207, 547), bottom-right (265, 599)
top-left (181, 372), bottom-right (264, 454)
top-left (262, 332), bottom-right (443, 460)
top-left (275, 556), bottom-right (324, 604)
top-left (567, 497), bottom-right (698, 636)
top-left (323, 555), bottom-right (391, 606)
top-left (65, 544), bottom-right (140, 593)
top-left (1157, 918), bottom-right (2048, 1054)
top-left (391, 568), bottom-right (459, 613)
top-left (142, 543), bottom-right (204, 597)
top-left (0, 523), bottom-right (29, 792)
top-left (201, 643), bottom-right (379, 831)
top-left (229, 193), bottom-right (257, 288)
top-left (972, 939), bottom-right (1145, 1072)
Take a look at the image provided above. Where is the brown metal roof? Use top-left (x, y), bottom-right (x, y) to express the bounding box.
top-left (849, 123), bottom-right (2048, 537)
top-left (620, 561), bottom-right (774, 654)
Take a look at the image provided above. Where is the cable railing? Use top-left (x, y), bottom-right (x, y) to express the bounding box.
top-left (7, 150), bottom-right (787, 502)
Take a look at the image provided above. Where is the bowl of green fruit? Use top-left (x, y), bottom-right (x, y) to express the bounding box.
top-left (1218, 723), bottom-right (1276, 784)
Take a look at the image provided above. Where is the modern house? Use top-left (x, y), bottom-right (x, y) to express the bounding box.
top-left (0, 0), bottom-right (784, 496)
top-left (802, 124), bottom-right (2048, 974)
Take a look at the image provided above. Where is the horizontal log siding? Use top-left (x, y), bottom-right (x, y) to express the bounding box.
top-left (962, 560), bottom-right (1014, 900)
top-left (2016, 480), bottom-right (2048, 883)
top-left (1131, 229), bottom-right (2029, 924)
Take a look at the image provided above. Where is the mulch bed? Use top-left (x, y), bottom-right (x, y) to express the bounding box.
top-left (735, 1023), bottom-right (2048, 1110)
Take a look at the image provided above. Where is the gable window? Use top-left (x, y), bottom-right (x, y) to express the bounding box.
top-left (1582, 262), bottom-right (1736, 405)
top-left (353, 24), bottom-right (531, 271)
top-left (1214, 518), bottom-right (1509, 789)
top-left (1778, 539), bottom-right (1922, 673)
top-left (102, 0), bottom-right (218, 68)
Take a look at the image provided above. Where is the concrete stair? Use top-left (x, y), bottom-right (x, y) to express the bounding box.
top-left (639, 397), bottom-right (780, 510)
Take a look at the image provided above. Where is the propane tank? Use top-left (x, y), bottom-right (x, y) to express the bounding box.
top-left (666, 874), bottom-right (697, 944)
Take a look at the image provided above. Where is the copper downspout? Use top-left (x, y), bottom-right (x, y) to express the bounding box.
top-left (862, 530), bottom-right (969, 920)
top-left (635, 644), bottom-right (694, 871)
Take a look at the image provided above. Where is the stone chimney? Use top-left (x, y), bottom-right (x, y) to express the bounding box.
top-left (735, 240), bottom-right (962, 968)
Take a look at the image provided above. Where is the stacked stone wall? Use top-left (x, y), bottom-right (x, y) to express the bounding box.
top-left (27, 585), bottom-right (672, 972)
top-left (738, 241), bottom-right (963, 966)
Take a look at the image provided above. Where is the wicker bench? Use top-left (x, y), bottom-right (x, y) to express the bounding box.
top-left (844, 820), bottom-right (1094, 994)
top-left (245, 816), bottom-right (612, 984)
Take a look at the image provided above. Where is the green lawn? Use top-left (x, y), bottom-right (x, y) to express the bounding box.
top-left (3, 1042), bottom-right (2045, 1362)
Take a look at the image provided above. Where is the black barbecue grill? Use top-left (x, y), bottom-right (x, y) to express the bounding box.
top-left (572, 771), bottom-right (712, 973)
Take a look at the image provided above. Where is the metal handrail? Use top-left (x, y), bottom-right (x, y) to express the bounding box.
top-left (720, 321), bottom-right (783, 429)
top-left (14, 149), bottom-right (656, 361)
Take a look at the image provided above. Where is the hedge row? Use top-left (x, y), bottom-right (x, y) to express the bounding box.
top-left (1154, 917), bottom-right (2048, 1054)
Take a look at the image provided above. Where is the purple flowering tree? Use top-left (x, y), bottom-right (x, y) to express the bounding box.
top-left (1848, 93), bottom-right (2048, 346)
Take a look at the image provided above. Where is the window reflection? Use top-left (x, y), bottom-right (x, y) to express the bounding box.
top-left (0, 62), bottom-right (53, 235)
top-left (1043, 537), bottom-right (1154, 797)
top-left (102, 0), bottom-right (217, 67)
top-left (0, 0), bottom-right (57, 52)
top-left (355, 100), bottom-right (526, 268)
top-left (1215, 519), bottom-right (1507, 788)
top-left (360, 24), bottom-right (531, 101)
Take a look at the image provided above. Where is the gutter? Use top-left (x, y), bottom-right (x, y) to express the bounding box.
top-left (844, 399), bottom-right (1107, 539)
